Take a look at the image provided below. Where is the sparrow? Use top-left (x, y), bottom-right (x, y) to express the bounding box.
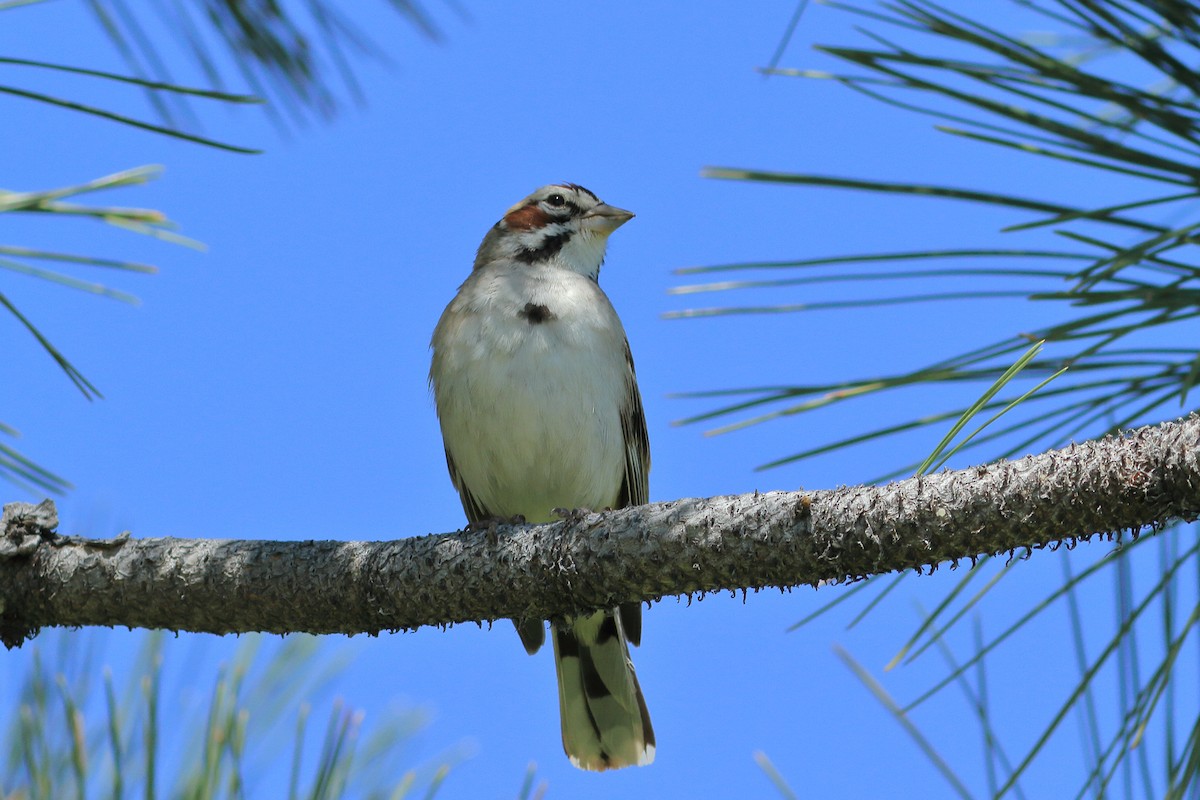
top-left (429, 183), bottom-right (653, 771)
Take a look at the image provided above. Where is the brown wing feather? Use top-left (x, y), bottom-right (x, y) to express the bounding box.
top-left (616, 338), bottom-right (650, 509)
top-left (616, 338), bottom-right (650, 647)
top-left (444, 447), bottom-right (490, 524)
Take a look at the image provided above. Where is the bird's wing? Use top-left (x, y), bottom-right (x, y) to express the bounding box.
top-left (617, 338), bottom-right (650, 509)
top-left (616, 338), bottom-right (650, 647)
top-left (443, 446), bottom-right (491, 525)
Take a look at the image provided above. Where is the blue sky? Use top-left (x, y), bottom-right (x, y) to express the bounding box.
top-left (1, 2), bottom-right (1193, 798)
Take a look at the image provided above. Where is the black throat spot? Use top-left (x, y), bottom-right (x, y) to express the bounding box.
top-left (519, 302), bottom-right (555, 325)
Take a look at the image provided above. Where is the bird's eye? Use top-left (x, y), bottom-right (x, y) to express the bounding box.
top-left (546, 194), bottom-right (567, 208)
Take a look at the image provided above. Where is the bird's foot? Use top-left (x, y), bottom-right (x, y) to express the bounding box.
top-left (467, 514), bottom-right (526, 545)
top-left (552, 507), bottom-right (593, 523)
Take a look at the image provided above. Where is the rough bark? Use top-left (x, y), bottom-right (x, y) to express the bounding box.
top-left (1, 415), bottom-right (1197, 649)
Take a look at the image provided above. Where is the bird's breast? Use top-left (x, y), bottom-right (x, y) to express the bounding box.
top-left (432, 270), bottom-right (631, 522)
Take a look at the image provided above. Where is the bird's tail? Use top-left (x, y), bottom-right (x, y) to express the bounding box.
top-left (551, 609), bottom-right (655, 771)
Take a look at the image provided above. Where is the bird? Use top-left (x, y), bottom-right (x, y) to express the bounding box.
top-left (429, 183), bottom-right (654, 771)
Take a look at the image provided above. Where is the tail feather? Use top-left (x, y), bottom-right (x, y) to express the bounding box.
top-left (551, 609), bottom-right (655, 771)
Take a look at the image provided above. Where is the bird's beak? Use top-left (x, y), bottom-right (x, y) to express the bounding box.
top-left (583, 203), bottom-right (635, 235)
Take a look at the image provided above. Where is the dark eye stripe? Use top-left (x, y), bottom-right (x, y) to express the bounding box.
top-left (540, 195), bottom-right (581, 217)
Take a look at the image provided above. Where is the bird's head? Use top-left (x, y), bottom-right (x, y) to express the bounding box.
top-left (474, 184), bottom-right (634, 280)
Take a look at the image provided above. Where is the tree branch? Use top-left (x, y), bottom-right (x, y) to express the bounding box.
top-left (2, 415), bottom-right (1197, 648)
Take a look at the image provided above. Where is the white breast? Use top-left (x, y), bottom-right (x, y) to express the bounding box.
top-left (431, 262), bottom-right (631, 524)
